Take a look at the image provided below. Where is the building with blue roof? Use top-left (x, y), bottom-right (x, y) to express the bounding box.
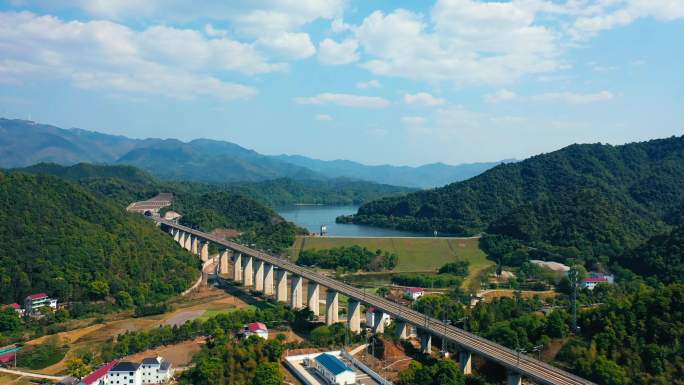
top-left (313, 353), bottom-right (356, 385)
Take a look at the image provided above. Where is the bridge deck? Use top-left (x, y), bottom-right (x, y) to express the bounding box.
top-left (159, 219), bottom-right (595, 385)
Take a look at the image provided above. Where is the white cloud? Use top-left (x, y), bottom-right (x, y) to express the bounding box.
top-left (294, 93), bottom-right (390, 108)
top-left (331, 17), bottom-right (351, 33)
top-left (404, 92), bottom-right (446, 106)
top-left (204, 23), bottom-right (228, 37)
top-left (570, 0), bottom-right (684, 40)
top-left (315, 114), bottom-right (333, 121)
top-left (533, 90), bottom-right (615, 104)
top-left (36, 1), bottom-right (346, 36)
top-left (318, 38), bottom-right (359, 65)
top-left (352, 1), bottom-right (561, 85)
top-left (356, 80), bottom-right (381, 89)
top-left (0, 11), bottom-right (266, 100)
top-left (257, 32), bottom-right (316, 60)
top-left (485, 89), bottom-right (518, 103)
top-left (400, 116), bottom-right (426, 126)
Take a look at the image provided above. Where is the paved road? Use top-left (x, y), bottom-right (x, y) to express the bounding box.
top-left (0, 367), bottom-right (65, 381)
top-left (159, 219), bottom-right (594, 385)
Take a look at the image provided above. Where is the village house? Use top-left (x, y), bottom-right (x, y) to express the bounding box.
top-left (244, 322), bottom-right (268, 340)
top-left (404, 287), bottom-right (424, 301)
top-left (23, 293), bottom-right (57, 315)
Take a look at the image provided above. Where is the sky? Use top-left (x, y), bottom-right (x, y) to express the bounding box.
top-left (0, 1), bottom-right (682, 166)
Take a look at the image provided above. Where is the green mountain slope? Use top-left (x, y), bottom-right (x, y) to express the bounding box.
top-left (616, 225), bottom-right (684, 283)
top-left (346, 137), bottom-right (684, 263)
top-left (0, 171), bottom-right (199, 305)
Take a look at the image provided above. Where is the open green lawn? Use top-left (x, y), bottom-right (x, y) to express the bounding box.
top-left (288, 236), bottom-right (493, 285)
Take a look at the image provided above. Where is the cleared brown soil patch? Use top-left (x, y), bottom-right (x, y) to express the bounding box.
top-left (123, 338), bottom-right (206, 367)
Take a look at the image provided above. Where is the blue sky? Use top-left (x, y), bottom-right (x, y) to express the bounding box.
top-left (0, 1), bottom-right (682, 166)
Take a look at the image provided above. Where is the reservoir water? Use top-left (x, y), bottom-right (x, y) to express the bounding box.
top-left (276, 205), bottom-right (427, 237)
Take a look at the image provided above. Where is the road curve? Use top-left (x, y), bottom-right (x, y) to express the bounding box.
top-left (158, 219), bottom-right (595, 385)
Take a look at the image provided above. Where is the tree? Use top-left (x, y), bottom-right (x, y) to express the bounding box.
top-left (89, 280), bottom-right (110, 299)
top-left (545, 310), bottom-right (569, 338)
top-left (115, 291), bottom-right (134, 308)
top-left (67, 358), bottom-right (91, 379)
top-left (250, 363), bottom-right (283, 385)
top-left (0, 308), bottom-right (21, 333)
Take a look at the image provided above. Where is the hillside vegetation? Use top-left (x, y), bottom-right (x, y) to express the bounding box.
top-left (344, 137), bottom-right (684, 266)
top-left (0, 171), bottom-right (199, 305)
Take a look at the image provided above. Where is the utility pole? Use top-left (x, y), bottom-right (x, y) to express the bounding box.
top-left (569, 268), bottom-right (580, 334)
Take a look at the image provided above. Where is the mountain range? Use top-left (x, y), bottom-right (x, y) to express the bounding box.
top-left (0, 118), bottom-right (503, 188)
top-left (344, 136), bottom-right (684, 267)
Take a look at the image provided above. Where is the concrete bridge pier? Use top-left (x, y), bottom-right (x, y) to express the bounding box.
top-left (219, 250), bottom-right (230, 275)
top-left (200, 241), bottom-right (209, 262)
top-left (183, 232), bottom-right (192, 251)
top-left (264, 263), bottom-right (274, 296)
top-left (460, 350), bottom-right (472, 375)
top-left (232, 253), bottom-right (242, 282)
top-left (373, 310), bottom-right (387, 334)
top-left (325, 290), bottom-right (339, 325)
top-left (254, 260), bottom-right (264, 292)
top-left (276, 270), bottom-right (288, 302)
top-left (420, 333), bottom-right (432, 354)
top-left (173, 228), bottom-right (180, 242)
top-left (307, 282), bottom-right (320, 316)
top-left (348, 300), bottom-right (361, 333)
top-left (507, 372), bottom-right (522, 385)
top-left (396, 322), bottom-right (409, 340)
top-left (191, 236), bottom-right (199, 255)
top-left (291, 275), bottom-right (303, 309)
top-left (177, 231), bottom-right (184, 246)
top-left (243, 256), bottom-right (253, 287)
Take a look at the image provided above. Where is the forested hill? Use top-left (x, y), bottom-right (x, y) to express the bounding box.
top-left (345, 136), bottom-right (684, 263)
top-left (0, 171), bottom-right (199, 305)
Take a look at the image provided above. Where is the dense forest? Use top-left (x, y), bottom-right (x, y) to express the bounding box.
top-left (343, 137), bottom-right (684, 268)
top-left (296, 245), bottom-right (398, 272)
top-left (0, 171), bottom-right (199, 306)
top-left (169, 190), bottom-right (304, 253)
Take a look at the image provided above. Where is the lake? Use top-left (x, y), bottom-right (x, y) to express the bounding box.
top-left (276, 205), bottom-right (427, 237)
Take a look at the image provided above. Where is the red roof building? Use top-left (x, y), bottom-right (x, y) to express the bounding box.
top-left (244, 322), bottom-right (268, 339)
top-left (79, 360), bottom-right (118, 385)
top-left (27, 293), bottom-right (48, 300)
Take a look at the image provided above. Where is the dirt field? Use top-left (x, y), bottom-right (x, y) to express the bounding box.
top-left (123, 338), bottom-right (205, 367)
top-left (479, 289), bottom-right (559, 302)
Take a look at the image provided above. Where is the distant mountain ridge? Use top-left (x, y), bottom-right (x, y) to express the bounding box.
top-left (272, 154), bottom-right (510, 188)
top-left (0, 118), bottom-right (502, 187)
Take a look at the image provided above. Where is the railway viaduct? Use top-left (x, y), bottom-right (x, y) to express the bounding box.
top-left (159, 219), bottom-right (595, 385)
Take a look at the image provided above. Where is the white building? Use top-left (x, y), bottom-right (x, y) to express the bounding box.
top-left (244, 322), bottom-right (268, 340)
top-left (107, 362), bottom-right (142, 385)
top-left (140, 356), bottom-right (173, 384)
top-left (404, 287), bottom-right (424, 301)
top-left (24, 293), bottom-right (57, 315)
top-left (313, 353), bottom-right (356, 385)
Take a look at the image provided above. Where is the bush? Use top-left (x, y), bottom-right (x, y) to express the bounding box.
top-left (17, 337), bottom-right (67, 370)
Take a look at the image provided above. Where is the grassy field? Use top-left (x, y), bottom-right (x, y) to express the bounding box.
top-left (288, 236), bottom-right (494, 285)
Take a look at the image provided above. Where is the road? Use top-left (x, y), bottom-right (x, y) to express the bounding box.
top-left (0, 367), bottom-right (65, 381)
top-left (159, 219), bottom-right (595, 385)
